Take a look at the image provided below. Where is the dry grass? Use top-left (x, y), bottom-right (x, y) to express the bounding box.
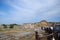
top-left (0, 29), bottom-right (35, 40)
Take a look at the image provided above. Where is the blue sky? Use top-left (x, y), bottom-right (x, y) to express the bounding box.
top-left (0, 0), bottom-right (60, 24)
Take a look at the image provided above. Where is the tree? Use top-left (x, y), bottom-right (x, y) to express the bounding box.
top-left (13, 24), bottom-right (17, 25)
top-left (9, 24), bottom-right (14, 28)
top-left (2, 24), bottom-right (7, 28)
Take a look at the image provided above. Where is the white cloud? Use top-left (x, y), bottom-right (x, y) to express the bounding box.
top-left (0, 0), bottom-right (60, 24)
